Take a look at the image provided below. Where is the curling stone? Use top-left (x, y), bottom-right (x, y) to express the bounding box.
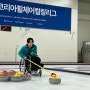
top-left (9, 70), bottom-right (16, 76)
top-left (11, 75), bottom-right (22, 82)
top-left (49, 73), bottom-right (61, 84)
top-left (0, 75), bottom-right (10, 81)
top-left (22, 72), bottom-right (31, 81)
top-left (11, 71), bottom-right (23, 82)
top-left (0, 71), bottom-right (10, 81)
top-left (24, 75), bottom-right (31, 80)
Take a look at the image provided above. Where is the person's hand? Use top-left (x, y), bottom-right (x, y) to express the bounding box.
top-left (30, 52), bottom-right (33, 55)
top-left (24, 57), bottom-right (27, 60)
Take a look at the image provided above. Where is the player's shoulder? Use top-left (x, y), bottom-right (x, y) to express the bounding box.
top-left (33, 44), bottom-right (37, 48)
top-left (22, 45), bottom-right (27, 48)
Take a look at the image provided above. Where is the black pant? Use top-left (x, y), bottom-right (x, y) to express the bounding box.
top-left (31, 56), bottom-right (41, 71)
top-left (25, 56), bottom-right (42, 71)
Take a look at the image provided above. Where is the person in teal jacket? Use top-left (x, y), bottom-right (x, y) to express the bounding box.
top-left (18, 38), bottom-right (37, 59)
top-left (18, 38), bottom-right (42, 72)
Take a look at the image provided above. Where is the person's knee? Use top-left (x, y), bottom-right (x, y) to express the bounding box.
top-left (35, 56), bottom-right (41, 62)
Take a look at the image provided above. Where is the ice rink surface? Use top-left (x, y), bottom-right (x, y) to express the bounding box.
top-left (0, 65), bottom-right (90, 90)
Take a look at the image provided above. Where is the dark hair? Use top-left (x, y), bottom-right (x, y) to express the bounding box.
top-left (27, 38), bottom-right (34, 43)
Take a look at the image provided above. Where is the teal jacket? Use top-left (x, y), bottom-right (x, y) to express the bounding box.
top-left (18, 44), bottom-right (37, 59)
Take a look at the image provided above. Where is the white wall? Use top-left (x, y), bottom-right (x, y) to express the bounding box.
top-left (78, 1), bottom-right (90, 62)
top-left (0, 0), bottom-right (78, 62)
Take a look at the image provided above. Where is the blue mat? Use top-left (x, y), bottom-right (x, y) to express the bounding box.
top-left (46, 65), bottom-right (90, 75)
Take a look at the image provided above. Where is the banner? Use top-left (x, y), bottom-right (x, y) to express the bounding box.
top-left (0, 0), bottom-right (71, 31)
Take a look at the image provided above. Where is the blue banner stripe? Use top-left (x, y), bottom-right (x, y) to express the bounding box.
top-left (0, 0), bottom-right (71, 31)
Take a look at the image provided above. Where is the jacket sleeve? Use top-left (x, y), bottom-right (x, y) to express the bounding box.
top-left (18, 46), bottom-right (26, 59)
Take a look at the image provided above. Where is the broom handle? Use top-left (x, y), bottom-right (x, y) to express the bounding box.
top-left (27, 59), bottom-right (52, 74)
